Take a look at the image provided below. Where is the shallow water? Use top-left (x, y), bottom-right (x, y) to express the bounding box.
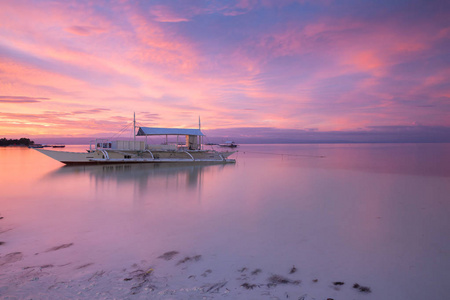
top-left (1, 144), bottom-right (450, 299)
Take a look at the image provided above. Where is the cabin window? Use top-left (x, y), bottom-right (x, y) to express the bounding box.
top-left (124, 155), bottom-right (131, 159)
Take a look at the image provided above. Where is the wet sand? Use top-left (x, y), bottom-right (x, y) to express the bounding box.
top-left (0, 233), bottom-right (372, 300)
top-left (1, 210), bottom-right (374, 299)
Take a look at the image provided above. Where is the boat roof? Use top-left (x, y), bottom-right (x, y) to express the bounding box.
top-left (137, 127), bottom-right (204, 136)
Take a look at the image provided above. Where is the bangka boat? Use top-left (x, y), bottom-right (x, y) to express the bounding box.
top-left (34, 118), bottom-right (236, 165)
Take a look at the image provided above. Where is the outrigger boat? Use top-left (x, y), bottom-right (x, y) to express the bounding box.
top-left (34, 116), bottom-right (236, 165)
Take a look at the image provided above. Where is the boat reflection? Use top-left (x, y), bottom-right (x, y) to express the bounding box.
top-left (45, 162), bottom-right (235, 196)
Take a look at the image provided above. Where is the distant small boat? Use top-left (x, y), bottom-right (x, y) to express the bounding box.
top-left (219, 141), bottom-right (238, 148)
top-left (29, 144), bottom-right (44, 148)
top-left (52, 144), bottom-right (66, 148)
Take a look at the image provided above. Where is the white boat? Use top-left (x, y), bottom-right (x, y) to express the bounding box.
top-left (34, 118), bottom-right (236, 165)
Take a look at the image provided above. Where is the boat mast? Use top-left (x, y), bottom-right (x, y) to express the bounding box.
top-left (198, 115), bottom-right (201, 150)
top-left (133, 112), bottom-right (136, 148)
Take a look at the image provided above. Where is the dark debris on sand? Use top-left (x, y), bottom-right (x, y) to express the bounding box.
top-left (203, 281), bottom-right (227, 293)
top-left (158, 251), bottom-right (179, 261)
top-left (201, 269), bottom-right (212, 277)
top-left (88, 270), bottom-right (105, 282)
top-left (0, 252), bottom-right (23, 266)
top-left (124, 268), bottom-right (156, 295)
top-left (23, 264), bottom-right (54, 270)
top-left (76, 263), bottom-right (94, 269)
top-left (45, 243), bottom-right (74, 252)
top-left (176, 255), bottom-right (202, 265)
top-left (251, 268), bottom-right (262, 275)
top-left (353, 283), bottom-right (372, 293)
top-left (241, 282), bottom-right (259, 290)
top-left (267, 274), bottom-right (300, 287)
top-left (289, 265), bottom-right (297, 274)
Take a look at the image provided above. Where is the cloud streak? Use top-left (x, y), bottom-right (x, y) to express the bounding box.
top-left (205, 125), bottom-right (450, 144)
top-left (65, 26), bottom-right (105, 36)
top-left (0, 96), bottom-right (49, 103)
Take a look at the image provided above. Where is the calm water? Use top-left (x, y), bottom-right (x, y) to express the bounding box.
top-left (1, 143), bottom-right (450, 299)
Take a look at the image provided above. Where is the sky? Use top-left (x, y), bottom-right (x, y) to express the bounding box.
top-left (0, 0), bottom-right (449, 143)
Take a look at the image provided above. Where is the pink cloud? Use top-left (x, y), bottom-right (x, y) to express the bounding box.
top-left (0, 96), bottom-right (49, 103)
top-left (149, 5), bottom-right (190, 22)
top-left (0, 0), bottom-right (449, 138)
top-left (72, 108), bottom-right (111, 114)
top-left (65, 25), bottom-right (105, 36)
top-left (0, 110), bottom-right (134, 137)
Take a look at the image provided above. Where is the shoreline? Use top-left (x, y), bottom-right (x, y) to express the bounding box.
top-left (1, 214), bottom-right (372, 299)
top-left (1, 242), bottom-right (373, 300)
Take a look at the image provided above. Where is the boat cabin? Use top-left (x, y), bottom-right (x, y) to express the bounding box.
top-left (90, 127), bottom-right (205, 151)
top-left (137, 127), bottom-right (204, 150)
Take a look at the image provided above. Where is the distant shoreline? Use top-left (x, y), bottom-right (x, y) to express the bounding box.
top-left (29, 141), bottom-right (450, 146)
top-left (0, 138), bottom-right (35, 147)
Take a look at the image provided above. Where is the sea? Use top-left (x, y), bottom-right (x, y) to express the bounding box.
top-left (1, 143), bottom-right (449, 300)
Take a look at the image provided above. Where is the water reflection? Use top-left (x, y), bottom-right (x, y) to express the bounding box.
top-left (242, 143), bottom-right (450, 177)
top-left (45, 162), bottom-right (234, 195)
top-left (2, 145), bottom-right (450, 300)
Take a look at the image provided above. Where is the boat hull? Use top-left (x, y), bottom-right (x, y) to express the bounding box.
top-left (34, 149), bottom-right (236, 165)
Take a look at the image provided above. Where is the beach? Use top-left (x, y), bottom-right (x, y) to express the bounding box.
top-left (1, 144), bottom-right (450, 299)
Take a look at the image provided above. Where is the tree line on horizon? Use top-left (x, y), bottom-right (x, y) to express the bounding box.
top-left (0, 138), bottom-right (35, 146)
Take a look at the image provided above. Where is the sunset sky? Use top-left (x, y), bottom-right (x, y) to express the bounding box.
top-left (1, 0), bottom-right (449, 143)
